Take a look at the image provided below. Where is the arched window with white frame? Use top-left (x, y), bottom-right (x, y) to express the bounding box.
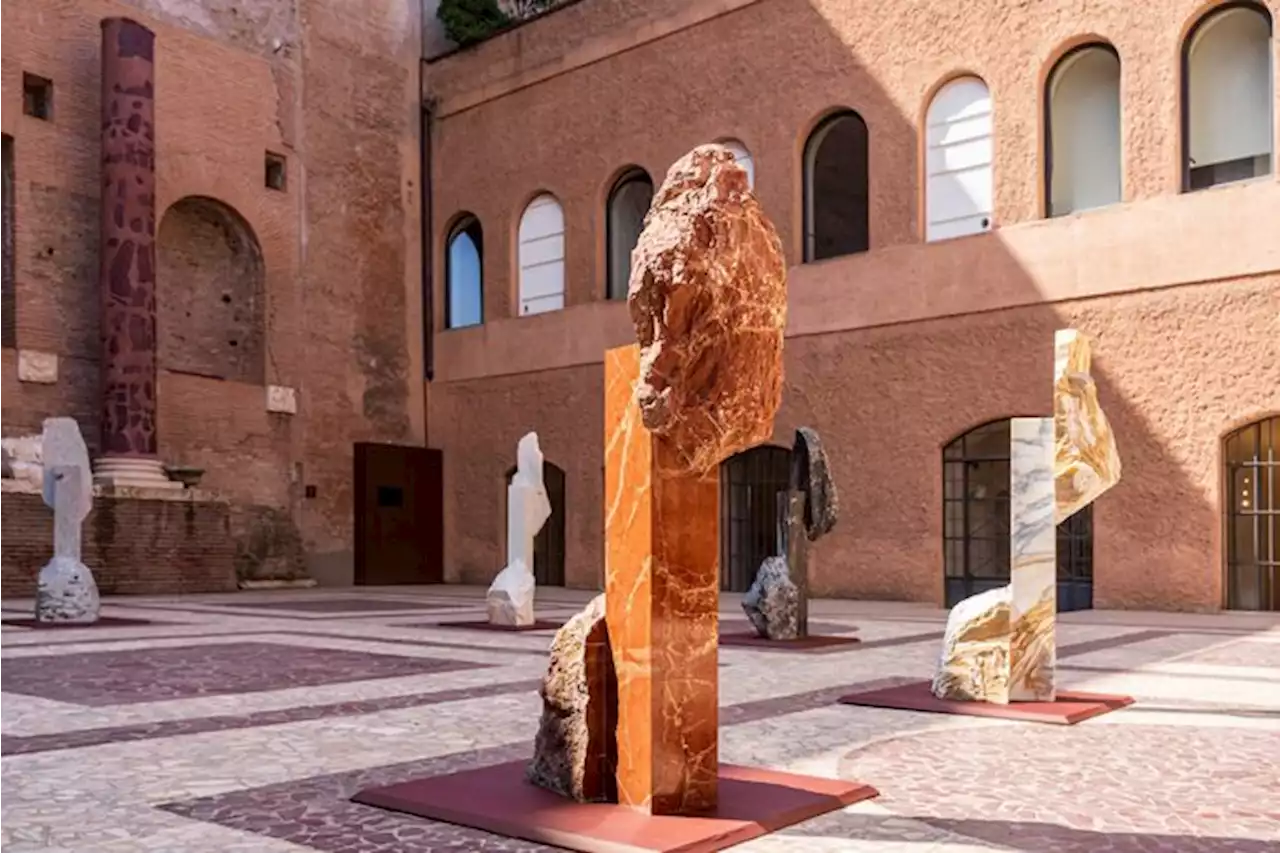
top-left (716, 138), bottom-right (756, 189)
top-left (517, 193), bottom-right (566, 316)
top-left (1183, 3), bottom-right (1274, 191)
top-left (1047, 44), bottom-right (1122, 216)
top-left (925, 76), bottom-right (994, 242)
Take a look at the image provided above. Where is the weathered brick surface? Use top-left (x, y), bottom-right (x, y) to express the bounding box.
top-left (157, 196), bottom-right (266, 383)
top-left (1, 490), bottom-right (238, 596)
top-left (1, 0), bottom-right (425, 585)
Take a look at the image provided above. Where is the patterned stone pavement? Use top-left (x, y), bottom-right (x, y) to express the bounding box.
top-left (2, 586), bottom-right (1278, 853)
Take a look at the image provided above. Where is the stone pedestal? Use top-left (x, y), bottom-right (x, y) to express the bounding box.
top-left (93, 457), bottom-right (180, 490)
top-left (604, 344), bottom-right (720, 816)
top-left (95, 18), bottom-right (169, 489)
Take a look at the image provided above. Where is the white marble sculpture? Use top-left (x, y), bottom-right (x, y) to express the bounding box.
top-left (487, 432), bottom-right (552, 627)
top-left (35, 418), bottom-right (101, 624)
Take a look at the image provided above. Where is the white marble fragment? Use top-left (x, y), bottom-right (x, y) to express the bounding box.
top-left (486, 432), bottom-right (551, 627)
top-left (17, 349), bottom-right (59, 384)
top-left (1, 433), bottom-right (44, 485)
top-left (487, 558), bottom-right (536, 627)
top-left (35, 418), bottom-right (100, 624)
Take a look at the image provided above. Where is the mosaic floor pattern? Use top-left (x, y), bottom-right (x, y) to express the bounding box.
top-left (2, 586), bottom-right (1278, 852)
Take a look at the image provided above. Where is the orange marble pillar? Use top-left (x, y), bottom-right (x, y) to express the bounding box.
top-left (604, 344), bottom-right (720, 816)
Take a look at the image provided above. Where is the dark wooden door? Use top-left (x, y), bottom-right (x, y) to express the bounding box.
top-left (354, 443), bottom-right (443, 585)
top-left (505, 461), bottom-right (566, 586)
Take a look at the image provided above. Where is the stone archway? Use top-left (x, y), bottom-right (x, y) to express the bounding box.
top-left (157, 196), bottom-right (265, 383)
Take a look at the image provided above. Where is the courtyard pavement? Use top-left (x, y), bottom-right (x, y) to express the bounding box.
top-left (2, 586), bottom-right (1278, 852)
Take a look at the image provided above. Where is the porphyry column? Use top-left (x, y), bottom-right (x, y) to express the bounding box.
top-left (93, 18), bottom-right (174, 489)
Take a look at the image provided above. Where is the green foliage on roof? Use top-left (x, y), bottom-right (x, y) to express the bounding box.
top-left (438, 0), bottom-right (563, 48)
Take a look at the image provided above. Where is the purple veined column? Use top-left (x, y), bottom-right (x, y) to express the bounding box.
top-left (93, 18), bottom-right (176, 489)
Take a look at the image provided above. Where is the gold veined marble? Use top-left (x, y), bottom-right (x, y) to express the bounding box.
top-left (931, 586), bottom-right (1011, 702)
top-left (935, 329), bottom-right (1123, 705)
top-left (1054, 330), bottom-right (1122, 524)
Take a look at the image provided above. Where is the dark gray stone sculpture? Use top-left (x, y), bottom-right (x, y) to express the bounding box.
top-left (742, 427), bottom-right (840, 639)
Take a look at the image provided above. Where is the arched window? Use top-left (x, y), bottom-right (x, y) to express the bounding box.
top-left (717, 138), bottom-right (756, 188)
top-left (1047, 44), bottom-right (1122, 216)
top-left (925, 76), bottom-right (994, 242)
top-left (606, 168), bottom-right (653, 301)
top-left (444, 215), bottom-right (483, 329)
top-left (1224, 416), bottom-right (1279, 611)
top-left (720, 445), bottom-right (792, 592)
top-left (517, 193), bottom-right (566, 316)
top-left (1183, 3), bottom-right (1274, 190)
top-left (943, 419), bottom-right (1094, 611)
top-left (803, 111), bottom-right (870, 261)
top-left (505, 460), bottom-right (567, 586)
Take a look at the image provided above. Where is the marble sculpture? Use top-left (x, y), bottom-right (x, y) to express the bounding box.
top-left (530, 144), bottom-right (787, 813)
top-left (486, 432), bottom-right (551, 627)
top-left (35, 417), bottom-right (101, 624)
top-left (742, 426), bottom-right (840, 640)
top-left (933, 329), bottom-right (1122, 702)
top-left (525, 593), bottom-right (617, 801)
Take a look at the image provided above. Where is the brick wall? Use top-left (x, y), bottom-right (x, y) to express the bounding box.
top-left (1, 490), bottom-right (238, 596)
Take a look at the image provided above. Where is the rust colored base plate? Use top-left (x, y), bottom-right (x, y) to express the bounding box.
top-left (353, 760), bottom-right (879, 853)
top-left (432, 619), bottom-right (565, 633)
top-left (719, 631), bottom-right (861, 652)
top-left (837, 680), bottom-right (1134, 725)
top-left (1, 616), bottom-right (159, 629)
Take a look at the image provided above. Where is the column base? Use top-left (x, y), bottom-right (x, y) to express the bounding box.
top-left (92, 456), bottom-right (183, 491)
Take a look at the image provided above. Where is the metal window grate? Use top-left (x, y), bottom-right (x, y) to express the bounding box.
top-left (1225, 416), bottom-right (1279, 611)
top-left (943, 419), bottom-right (1094, 610)
top-left (719, 446), bottom-right (791, 592)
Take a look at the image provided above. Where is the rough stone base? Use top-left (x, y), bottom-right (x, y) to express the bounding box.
top-left (742, 555), bottom-right (799, 640)
top-left (932, 585), bottom-right (1012, 702)
top-left (35, 556), bottom-right (100, 624)
top-left (526, 594), bottom-right (617, 803)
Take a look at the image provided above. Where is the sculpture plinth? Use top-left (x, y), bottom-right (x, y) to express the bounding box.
top-left (604, 344), bottom-right (720, 814)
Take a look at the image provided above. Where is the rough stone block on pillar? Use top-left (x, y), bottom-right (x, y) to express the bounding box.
top-left (604, 344), bottom-right (720, 816)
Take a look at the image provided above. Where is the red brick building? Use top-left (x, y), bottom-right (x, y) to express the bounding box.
top-left (4, 0), bottom-right (1279, 612)
top-left (421, 0), bottom-right (1280, 613)
top-left (3, 0), bottom-right (425, 593)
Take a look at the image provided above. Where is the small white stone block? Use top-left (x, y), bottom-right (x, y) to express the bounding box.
top-left (266, 385), bottom-right (298, 415)
top-left (17, 350), bottom-right (58, 384)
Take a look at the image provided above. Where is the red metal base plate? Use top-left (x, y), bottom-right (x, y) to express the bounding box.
top-left (837, 680), bottom-right (1134, 725)
top-left (353, 760), bottom-right (879, 853)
